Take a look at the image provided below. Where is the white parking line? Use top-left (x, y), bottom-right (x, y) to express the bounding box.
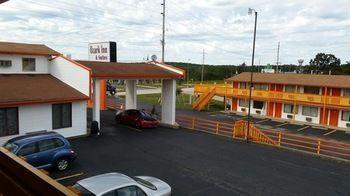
top-left (324, 129), bottom-right (337, 136)
top-left (297, 125), bottom-right (310, 132)
top-left (256, 119), bottom-right (270, 124)
top-left (55, 172), bottom-right (84, 181)
top-left (276, 122), bottom-right (289, 127)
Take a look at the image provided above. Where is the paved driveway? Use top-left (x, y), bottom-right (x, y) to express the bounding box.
top-left (52, 110), bottom-right (350, 196)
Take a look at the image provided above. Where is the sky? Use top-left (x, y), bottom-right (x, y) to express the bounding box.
top-left (0, 0), bottom-right (349, 65)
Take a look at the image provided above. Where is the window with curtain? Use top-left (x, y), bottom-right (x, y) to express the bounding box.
top-left (0, 60), bottom-right (12, 67)
top-left (52, 103), bottom-right (72, 129)
top-left (343, 89), bottom-right (350, 97)
top-left (254, 83), bottom-right (268, 90)
top-left (239, 99), bottom-right (249, 107)
top-left (22, 58), bottom-right (36, 71)
top-left (341, 111), bottom-right (350, 122)
top-left (283, 104), bottom-right (298, 114)
top-left (302, 106), bottom-right (318, 117)
top-left (304, 86), bottom-right (320, 94)
top-left (253, 101), bottom-right (264, 109)
top-left (239, 82), bottom-right (248, 89)
top-left (0, 107), bottom-right (19, 137)
top-left (285, 85), bottom-right (299, 93)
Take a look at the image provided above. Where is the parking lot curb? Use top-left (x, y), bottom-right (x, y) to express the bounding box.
top-left (160, 122), bottom-right (180, 129)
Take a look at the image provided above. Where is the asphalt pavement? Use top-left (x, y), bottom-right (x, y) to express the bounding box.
top-left (51, 110), bottom-right (350, 196)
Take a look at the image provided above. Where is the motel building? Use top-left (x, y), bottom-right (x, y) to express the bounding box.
top-left (0, 41), bottom-right (184, 144)
top-left (194, 72), bottom-right (350, 129)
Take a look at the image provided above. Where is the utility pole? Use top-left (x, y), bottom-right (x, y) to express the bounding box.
top-left (276, 42), bottom-right (280, 72)
top-left (187, 59), bottom-right (191, 84)
top-left (161, 0), bottom-right (165, 63)
top-left (247, 8), bottom-right (258, 143)
top-left (201, 49), bottom-right (205, 83)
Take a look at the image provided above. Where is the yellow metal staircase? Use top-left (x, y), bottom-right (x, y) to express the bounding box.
top-left (192, 87), bottom-right (216, 111)
top-left (234, 120), bottom-right (277, 145)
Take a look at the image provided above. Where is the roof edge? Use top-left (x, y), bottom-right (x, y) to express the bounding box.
top-left (148, 61), bottom-right (184, 76)
top-left (0, 97), bottom-right (89, 107)
top-left (55, 55), bottom-right (92, 72)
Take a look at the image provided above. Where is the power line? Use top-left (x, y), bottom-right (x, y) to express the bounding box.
top-left (161, 0), bottom-right (165, 62)
top-left (24, 0), bottom-right (161, 27)
top-left (276, 42), bottom-right (280, 72)
top-left (201, 48), bottom-right (205, 83)
top-left (1, 4), bottom-right (160, 36)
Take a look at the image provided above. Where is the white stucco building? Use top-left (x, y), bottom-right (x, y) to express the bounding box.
top-left (0, 41), bottom-right (185, 144)
top-left (0, 42), bottom-right (90, 144)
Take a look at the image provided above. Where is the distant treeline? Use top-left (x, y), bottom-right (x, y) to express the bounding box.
top-left (167, 62), bottom-right (350, 82)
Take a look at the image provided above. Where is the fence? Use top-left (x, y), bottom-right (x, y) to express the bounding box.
top-left (176, 115), bottom-right (350, 162)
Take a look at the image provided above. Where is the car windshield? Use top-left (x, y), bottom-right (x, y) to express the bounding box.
top-left (140, 111), bottom-right (152, 118)
top-left (131, 176), bottom-right (157, 191)
top-left (72, 184), bottom-right (95, 196)
top-left (3, 142), bottom-right (18, 153)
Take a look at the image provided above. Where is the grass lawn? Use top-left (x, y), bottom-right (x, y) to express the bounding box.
top-left (137, 93), bottom-right (225, 111)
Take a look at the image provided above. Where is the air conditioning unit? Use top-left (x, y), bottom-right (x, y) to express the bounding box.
top-left (287, 114), bottom-right (293, 119)
top-left (346, 123), bottom-right (350, 128)
top-left (256, 110), bottom-right (261, 114)
top-left (305, 117), bottom-right (313, 122)
top-left (241, 108), bottom-right (246, 112)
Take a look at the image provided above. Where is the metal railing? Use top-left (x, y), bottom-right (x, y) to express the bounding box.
top-left (0, 147), bottom-right (78, 195)
top-left (176, 115), bottom-right (350, 162)
top-left (192, 87), bottom-right (216, 110)
top-left (194, 84), bottom-right (350, 108)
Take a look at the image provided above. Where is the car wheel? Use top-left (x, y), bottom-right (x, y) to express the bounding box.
top-left (56, 158), bottom-right (70, 171)
top-left (136, 122), bottom-right (142, 129)
top-left (115, 117), bottom-right (121, 124)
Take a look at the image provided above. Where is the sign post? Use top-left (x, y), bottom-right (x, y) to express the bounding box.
top-left (88, 41), bottom-right (117, 110)
top-left (88, 42), bottom-right (117, 62)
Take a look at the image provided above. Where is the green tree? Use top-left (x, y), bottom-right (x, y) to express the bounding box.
top-left (341, 61), bottom-right (350, 75)
top-left (308, 53), bottom-right (341, 74)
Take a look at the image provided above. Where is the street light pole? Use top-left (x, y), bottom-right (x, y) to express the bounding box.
top-left (247, 8), bottom-right (258, 142)
top-left (201, 49), bottom-right (205, 83)
top-left (161, 0), bottom-right (165, 63)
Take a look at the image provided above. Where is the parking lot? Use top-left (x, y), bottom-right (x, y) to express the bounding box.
top-left (190, 111), bottom-right (350, 143)
top-left (51, 110), bottom-right (350, 196)
top-left (107, 96), bottom-right (350, 144)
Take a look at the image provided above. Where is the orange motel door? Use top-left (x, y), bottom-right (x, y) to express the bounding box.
top-left (329, 110), bottom-right (339, 127)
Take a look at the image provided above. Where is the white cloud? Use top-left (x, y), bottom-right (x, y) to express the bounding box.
top-left (0, 0), bottom-right (349, 65)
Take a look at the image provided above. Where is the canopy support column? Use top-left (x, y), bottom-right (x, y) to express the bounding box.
top-left (161, 79), bottom-right (176, 125)
top-left (92, 79), bottom-right (101, 128)
top-left (126, 80), bottom-right (137, 109)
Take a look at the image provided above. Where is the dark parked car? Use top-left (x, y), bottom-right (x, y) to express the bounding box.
top-left (3, 132), bottom-right (77, 171)
top-left (115, 109), bottom-right (159, 128)
top-left (107, 81), bottom-right (116, 95)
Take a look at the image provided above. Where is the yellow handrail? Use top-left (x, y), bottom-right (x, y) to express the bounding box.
top-left (176, 115), bottom-right (350, 161)
top-left (192, 87), bottom-right (216, 110)
top-left (194, 84), bottom-right (350, 108)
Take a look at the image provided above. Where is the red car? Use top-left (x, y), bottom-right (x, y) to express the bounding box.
top-left (115, 109), bottom-right (159, 128)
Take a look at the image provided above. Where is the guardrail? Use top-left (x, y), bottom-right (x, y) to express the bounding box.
top-left (194, 84), bottom-right (350, 109)
top-left (0, 147), bottom-right (78, 195)
top-left (176, 115), bottom-right (350, 162)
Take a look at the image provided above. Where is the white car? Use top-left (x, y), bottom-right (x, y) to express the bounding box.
top-left (72, 173), bottom-right (171, 196)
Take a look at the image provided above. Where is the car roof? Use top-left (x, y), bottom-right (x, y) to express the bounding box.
top-left (76, 173), bottom-right (136, 195)
top-left (125, 109), bottom-right (139, 112)
top-left (7, 132), bottom-right (62, 146)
